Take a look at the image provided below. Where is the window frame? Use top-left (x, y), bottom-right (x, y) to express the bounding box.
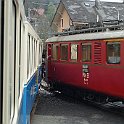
top-left (27, 34), bottom-right (30, 78)
top-left (106, 41), bottom-right (120, 64)
top-left (61, 18), bottom-right (64, 28)
top-left (33, 38), bottom-right (36, 69)
top-left (60, 44), bottom-right (68, 61)
top-left (51, 44), bottom-right (59, 61)
top-left (70, 44), bottom-right (79, 62)
top-left (32, 37), bottom-right (34, 71)
top-left (82, 43), bottom-right (92, 62)
top-left (39, 44), bottom-right (42, 64)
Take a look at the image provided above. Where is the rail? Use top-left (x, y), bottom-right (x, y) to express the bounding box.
top-left (51, 24), bottom-right (124, 37)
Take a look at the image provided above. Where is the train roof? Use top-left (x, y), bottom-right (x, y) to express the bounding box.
top-left (46, 27), bottom-right (124, 43)
top-left (25, 21), bottom-right (42, 42)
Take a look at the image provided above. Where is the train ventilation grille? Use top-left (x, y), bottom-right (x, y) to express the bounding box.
top-left (94, 42), bottom-right (102, 64)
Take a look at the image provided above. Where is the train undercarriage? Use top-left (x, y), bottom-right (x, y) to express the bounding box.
top-left (48, 80), bottom-right (124, 105)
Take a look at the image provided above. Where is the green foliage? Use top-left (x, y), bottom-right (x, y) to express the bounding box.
top-left (24, 0), bottom-right (59, 40)
top-left (46, 2), bottom-right (56, 23)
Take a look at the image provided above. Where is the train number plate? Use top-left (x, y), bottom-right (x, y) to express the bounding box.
top-left (82, 64), bottom-right (89, 85)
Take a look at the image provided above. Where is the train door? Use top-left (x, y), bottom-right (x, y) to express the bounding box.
top-left (0, 0), bottom-right (3, 123)
top-left (47, 44), bottom-right (52, 82)
top-left (82, 43), bottom-right (91, 85)
top-left (48, 44), bottom-right (52, 61)
top-left (51, 44), bottom-right (59, 81)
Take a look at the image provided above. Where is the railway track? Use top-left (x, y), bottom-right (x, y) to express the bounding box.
top-left (54, 90), bottom-right (124, 117)
top-left (40, 81), bottom-right (124, 117)
top-left (102, 102), bottom-right (124, 116)
top-left (81, 98), bottom-right (124, 116)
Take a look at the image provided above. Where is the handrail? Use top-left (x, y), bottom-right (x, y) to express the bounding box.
top-left (51, 24), bottom-right (124, 37)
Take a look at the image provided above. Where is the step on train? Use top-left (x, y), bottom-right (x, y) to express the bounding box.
top-left (46, 25), bottom-right (124, 104)
top-left (0, 0), bottom-right (43, 124)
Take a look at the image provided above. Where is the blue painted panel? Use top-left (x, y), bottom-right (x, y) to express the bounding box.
top-left (18, 66), bottom-right (42, 124)
top-left (18, 90), bottom-right (25, 124)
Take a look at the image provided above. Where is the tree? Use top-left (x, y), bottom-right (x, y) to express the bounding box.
top-left (45, 2), bottom-right (56, 23)
top-left (36, 15), bottom-right (50, 42)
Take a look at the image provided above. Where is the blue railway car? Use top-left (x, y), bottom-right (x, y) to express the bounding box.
top-left (0, 0), bottom-right (43, 124)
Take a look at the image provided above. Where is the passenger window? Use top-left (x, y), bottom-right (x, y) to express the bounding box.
top-left (61, 44), bottom-right (68, 60)
top-left (82, 44), bottom-right (91, 62)
top-left (27, 35), bottom-right (30, 77)
top-left (39, 44), bottom-right (42, 64)
top-left (34, 39), bottom-right (36, 68)
top-left (71, 44), bottom-right (78, 61)
top-left (107, 42), bottom-right (120, 64)
top-left (52, 44), bottom-right (59, 60)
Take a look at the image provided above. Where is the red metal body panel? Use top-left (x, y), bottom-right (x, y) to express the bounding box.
top-left (47, 39), bottom-right (124, 99)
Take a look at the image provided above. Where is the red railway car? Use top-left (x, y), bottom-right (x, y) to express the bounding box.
top-left (46, 27), bottom-right (124, 103)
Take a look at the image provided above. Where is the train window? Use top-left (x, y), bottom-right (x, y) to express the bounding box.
top-left (71, 44), bottom-right (78, 61)
top-left (40, 44), bottom-right (43, 63)
top-left (27, 35), bottom-right (30, 77)
top-left (32, 37), bottom-right (34, 71)
top-left (34, 40), bottom-right (36, 68)
top-left (52, 44), bottom-right (59, 60)
top-left (61, 44), bottom-right (68, 60)
top-left (29, 37), bottom-right (32, 73)
top-left (107, 42), bottom-right (120, 64)
top-left (35, 41), bottom-right (37, 67)
top-left (82, 44), bottom-right (91, 62)
top-left (39, 44), bottom-right (41, 64)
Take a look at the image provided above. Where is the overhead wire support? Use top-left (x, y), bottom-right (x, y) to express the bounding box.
top-left (31, 2), bottom-right (59, 6)
top-left (51, 24), bottom-right (124, 37)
